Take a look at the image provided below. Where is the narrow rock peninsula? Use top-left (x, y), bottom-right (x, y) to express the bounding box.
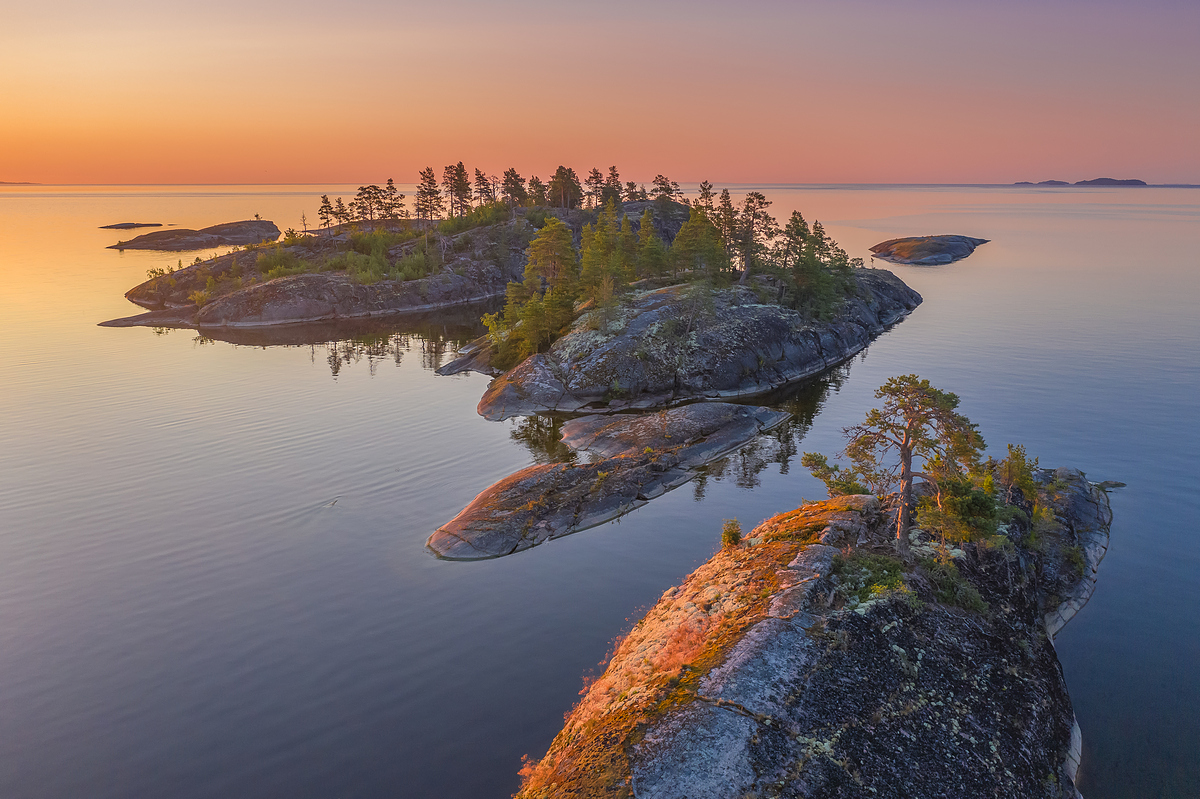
top-left (869, 235), bottom-right (989, 265)
top-left (426, 403), bottom-right (789, 560)
top-left (468, 268), bottom-right (921, 420)
top-left (516, 468), bottom-right (1112, 798)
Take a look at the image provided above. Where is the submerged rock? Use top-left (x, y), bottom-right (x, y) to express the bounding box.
top-left (426, 403), bottom-right (788, 560)
top-left (108, 220), bottom-right (280, 250)
top-left (515, 469), bottom-right (1112, 799)
top-left (474, 268), bottom-right (921, 420)
top-left (870, 235), bottom-right (989, 265)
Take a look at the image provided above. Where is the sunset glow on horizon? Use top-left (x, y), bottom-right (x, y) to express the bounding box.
top-left (3, 0), bottom-right (1198, 185)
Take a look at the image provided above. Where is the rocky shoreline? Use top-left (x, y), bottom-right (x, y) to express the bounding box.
top-left (516, 468), bottom-right (1113, 799)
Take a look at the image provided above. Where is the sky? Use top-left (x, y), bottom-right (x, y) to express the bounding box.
top-left (2, 0), bottom-right (1198, 185)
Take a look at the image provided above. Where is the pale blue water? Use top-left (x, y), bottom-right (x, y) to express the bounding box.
top-left (1, 185), bottom-right (1197, 797)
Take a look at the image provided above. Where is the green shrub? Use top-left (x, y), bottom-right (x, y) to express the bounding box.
top-left (919, 558), bottom-right (988, 613)
top-left (439, 202), bottom-right (509, 235)
top-left (833, 552), bottom-right (908, 605)
top-left (721, 519), bottom-right (742, 548)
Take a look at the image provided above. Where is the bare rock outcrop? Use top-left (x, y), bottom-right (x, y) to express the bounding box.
top-left (516, 470), bottom-right (1113, 799)
top-left (426, 404), bottom-right (788, 560)
top-left (473, 268), bottom-right (921, 420)
top-left (869, 235), bottom-right (988, 265)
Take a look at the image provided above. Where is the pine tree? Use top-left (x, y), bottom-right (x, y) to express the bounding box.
top-left (804, 375), bottom-right (985, 553)
top-left (451, 160), bottom-right (472, 214)
top-left (617, 215), bottom-right (637, 282)
top-left (603, 166), bottom-right (623, 206)
top-left (651, 175), bottom-right (681, 204)
top-left (383, 179), bottom-right (406, 220)
top-left (548, 166), bottom-right (583, 209)
top-left (670, 205), bottom-right (728, 280)
top-left (474, 168), bottom-right (495, 204)
top-left (525, 216), bottom-right (578, 291)
top-left (318, 195), bottom-right (334, 232)
top-left (415, 167), bottom-right (443, 226)
top-left (584, 167), bottom-right (605, 209)
top-left (637, 208), bottom-right (667, 277)
top-left (695, 180), bottom-right (716, 214)
top-left (501, 168), bottom-right (527, 210)
top-left (714, 189), bottom-right (738, 258)
top-left (736, 192), bottom-right (780, 283)
top-left (776, 210), bottom-right (809, 269)
top-left (528, 176), bottom-right (548, 206)
top-left (333, 197), bottom-right (350, 226)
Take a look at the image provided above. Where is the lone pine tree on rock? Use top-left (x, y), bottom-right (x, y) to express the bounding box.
top-left (803, 375), bottom-right (984, 554)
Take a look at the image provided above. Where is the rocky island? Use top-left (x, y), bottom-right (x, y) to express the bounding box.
top-left (108, 219), bottom-right (281, 251)
top-left (515, 468), bottom-right (1112, 799)
top-left (869, 235), bottom-right (988, 266)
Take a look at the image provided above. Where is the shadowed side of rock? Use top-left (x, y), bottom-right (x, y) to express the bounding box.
top-left (515, 472), bottom-right (1112, 799)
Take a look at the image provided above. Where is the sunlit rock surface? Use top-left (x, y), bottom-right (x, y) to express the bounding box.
top-left (869, 235), bottom-right (988, 265)
top-left (426, 404), bottom-right (788, 560)
top-left (474, 268), bottom-right (921, 420)
top-left (515, 469), bottom-right (1112, 799)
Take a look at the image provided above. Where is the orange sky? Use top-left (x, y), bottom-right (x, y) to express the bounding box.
top-left (3, 0), bottom-right (1198, 185)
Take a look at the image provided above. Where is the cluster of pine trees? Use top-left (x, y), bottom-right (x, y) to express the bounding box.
top-left (313, 165), bottom-right (686, 231)
top-left (481, 186), bottom-right (864, 369)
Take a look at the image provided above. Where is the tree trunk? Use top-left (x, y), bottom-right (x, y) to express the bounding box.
top-left (895, 437), bottom-right (913, 555)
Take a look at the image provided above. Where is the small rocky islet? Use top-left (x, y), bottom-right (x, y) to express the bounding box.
top-left (107, 219), bottom-right (281, 251)
top-left (869, 235), bottom-right (989, 266)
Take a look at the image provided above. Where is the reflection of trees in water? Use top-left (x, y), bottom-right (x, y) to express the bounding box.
top-left (504, 361), bottom-right (856, 492)
top-left (509, 415), bottom-right (578, 464)
top-left (692, 362), bottom-right (852, 499)
top-left (304, 329), bottom-right (467, 376)
top-left (155, 301), bottom-right (499, 377)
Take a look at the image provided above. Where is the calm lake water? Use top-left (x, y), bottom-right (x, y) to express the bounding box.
top-left (1, 184), bottom-right (1198, 797)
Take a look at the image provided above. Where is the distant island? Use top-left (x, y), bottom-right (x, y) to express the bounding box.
top-left (100, 222), bottom-right (163, 230)
top-left (108, 220), bottom-right (280, 251)
top-left (0, 181), bottom-right (39, 185)
top-left (1014, 177), bottom-right (1147, 186)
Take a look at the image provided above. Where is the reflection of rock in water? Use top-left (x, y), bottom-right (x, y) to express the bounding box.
top-left (693, 362), bottom-right (852, 496)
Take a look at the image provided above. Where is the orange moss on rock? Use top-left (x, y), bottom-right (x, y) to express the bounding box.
top-left (514, 499), bottom-right (876, 799)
